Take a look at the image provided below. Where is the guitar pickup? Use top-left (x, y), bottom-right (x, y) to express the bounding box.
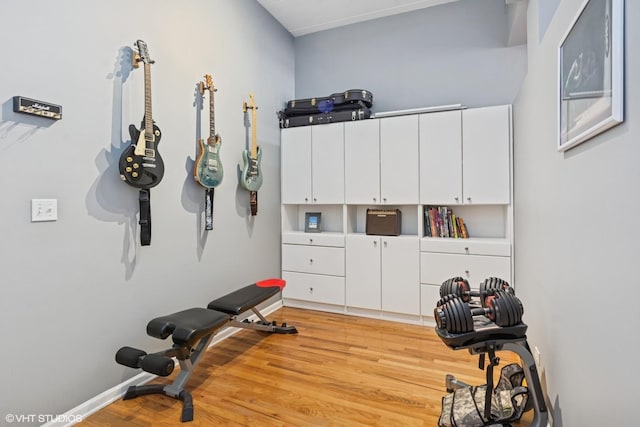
top-left (142, 163), bottom-right (157, 168)
top-left (144, 149), bottom-right (156, 157)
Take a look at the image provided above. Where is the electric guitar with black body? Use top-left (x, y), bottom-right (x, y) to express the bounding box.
top-left (119, 40), bottom-right (164, 189)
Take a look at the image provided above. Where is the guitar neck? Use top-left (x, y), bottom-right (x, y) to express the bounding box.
top-left (209, 89), bottom-right (215, 138)
top-left (251, 104), bottom-right (257, 158)
top-left (144, 63), bottom-right (153, 141)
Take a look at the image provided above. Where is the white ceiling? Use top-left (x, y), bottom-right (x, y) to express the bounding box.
top-left (257, 0), bottom-right (460, 37)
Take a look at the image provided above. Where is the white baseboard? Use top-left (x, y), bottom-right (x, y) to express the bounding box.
top-left (42, 300), bottom-right (283, 427)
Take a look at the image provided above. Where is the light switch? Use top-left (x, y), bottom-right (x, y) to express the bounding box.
top-left (31, 199), bottom-right (58, 222)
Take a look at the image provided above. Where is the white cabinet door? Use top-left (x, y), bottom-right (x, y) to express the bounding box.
top-left (419, 110), bottom-right (462, 205)
top-left (344, 119), bottom-right (380, 204)
top-left (462, 105), bottom-right (511, 204)
top-left (311, 123), bottom-right (344, 204)
top-left (380, 115), bottom-right (419, 204)
top-left (282, 271), bottom-right (345, 305)
top-left (381, 237), bottom-right (420, 315)
top-left (420, 252), bottom-right (511, 287)
top-left (282, 244), bottom-right (345, 276)
top-left (345, 234), bottom-right (381, 310)
top-left (281, 127), bottom-right (312, 204)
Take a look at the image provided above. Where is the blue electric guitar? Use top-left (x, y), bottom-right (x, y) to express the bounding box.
top-left (240, 93), bottom-right (263, 193)
top-left (194, 74), bottom-right (223, 188)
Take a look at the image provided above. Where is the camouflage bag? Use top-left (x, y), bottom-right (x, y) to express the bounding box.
top-left (438, 363), bottom-right (529, 427)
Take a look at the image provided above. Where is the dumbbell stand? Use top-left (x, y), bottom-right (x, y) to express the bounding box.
top-left (436, 316), bottom-right (549, 427)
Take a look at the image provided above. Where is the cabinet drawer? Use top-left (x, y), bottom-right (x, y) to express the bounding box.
top-left (282, 244), bottom-right (345, 276)
top-left (282, 232), bottom-right (345, 247)
top-left (420, 238), bottom-right (510, 256)
top-left (282, 271), bottom-right (345, 305)
top-left (420, 252), bottom-right (510, 287)
top-left (421, 284), bottom-right (441, 318)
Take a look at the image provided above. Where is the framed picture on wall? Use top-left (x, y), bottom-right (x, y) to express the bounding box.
top-left (558, 0), bottom-right (624, 151)
top-left (304, 212), bottom-right (322, 233)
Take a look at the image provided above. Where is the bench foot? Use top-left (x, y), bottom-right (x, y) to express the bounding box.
top-left (122, 385), bottom-right (194, 423)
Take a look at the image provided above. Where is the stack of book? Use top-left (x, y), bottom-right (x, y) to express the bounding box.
top-left (424, 206), bottom-right (469, 238)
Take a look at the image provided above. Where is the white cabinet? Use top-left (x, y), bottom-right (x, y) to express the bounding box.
top-left (281, 123), bottom-right (344, 204)
top-left (419, 110), bottom-right (462, 205)
top-left (281, 234), bottom-right (345, 307)
top-left (345, 116), bottom-right (419, 205)
top-left (282, 271), bottom-right (345, 306)
top-left (462, 105), bottom-right (511, 204)
top-left (419, 106), bottom-right (511, 205)
top-left (281, 105), bottom-right (513, 325)
top-left (282, 244), bottom-right (344, 276)
top-left (419, 239), bottom-right (512, 319)
top-left (380, 115), bottom-right (420, 204)
top-left (420, 251), bottom-right (511, 286)
top-left (345, 235), bottom-right (380, 310)
top-left (344, 120), bottom-right (380, 204)
top-left (345, 234), bottom-right (420, 316)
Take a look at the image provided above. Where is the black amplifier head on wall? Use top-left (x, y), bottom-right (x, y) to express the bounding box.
top-left (13, 96), bottom-right (62, 120)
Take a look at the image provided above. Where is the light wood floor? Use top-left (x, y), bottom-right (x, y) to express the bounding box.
top-left (82, 307), bottom-right (533, 426)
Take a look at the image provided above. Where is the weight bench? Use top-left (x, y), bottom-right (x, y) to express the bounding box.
top-left (115, 278), bottom-right (297, 422)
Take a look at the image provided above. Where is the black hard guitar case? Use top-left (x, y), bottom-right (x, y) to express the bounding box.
top-left (282, 89), bottom-right (373, 117)
top-left (279, 103), bottom-right (371, 128)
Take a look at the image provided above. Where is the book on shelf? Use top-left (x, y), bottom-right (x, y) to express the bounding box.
top-left (423, 206), bottom-right (469, 239)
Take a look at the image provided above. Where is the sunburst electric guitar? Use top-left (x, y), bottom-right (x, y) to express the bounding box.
top-left (119, 40), bottom-right (164, 189)
top-left (241, 93), bottom-right (262, 215)
top-left (194, 74), bottom-right (223, 230)
top-left (194, 74), bottom-right (223, 188)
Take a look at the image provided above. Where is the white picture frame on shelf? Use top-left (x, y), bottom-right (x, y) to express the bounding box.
top-left (558, 0), bottom-right (624, 152)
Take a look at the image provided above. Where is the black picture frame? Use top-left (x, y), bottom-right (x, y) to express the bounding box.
top-left (304, 212), bottom-right (322, 233)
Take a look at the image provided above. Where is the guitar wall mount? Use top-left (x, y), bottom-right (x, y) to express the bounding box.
top-left (13, 96), bottom-right (62, 120)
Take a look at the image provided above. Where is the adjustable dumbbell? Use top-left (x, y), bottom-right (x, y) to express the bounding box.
top-left (434, 290), bottom-right (524, 334)
top-left (438, 276), bottom-right (512, 307)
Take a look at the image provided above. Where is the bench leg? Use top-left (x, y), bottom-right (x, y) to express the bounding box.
top-left (225, 307), bottom-right (297, 334)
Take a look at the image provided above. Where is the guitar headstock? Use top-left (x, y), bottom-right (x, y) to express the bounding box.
top-left (200, 74), bottom-right (216, 95)
top-left (133, 40), bottom-right (154, 67)
top-left (243, 92), bottom-right (257, 112)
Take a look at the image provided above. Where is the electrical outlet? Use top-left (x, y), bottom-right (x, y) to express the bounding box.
top-left (31, 199), bottom-right (58, 222)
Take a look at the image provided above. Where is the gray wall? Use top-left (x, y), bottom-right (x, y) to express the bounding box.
top-left (0, 0), bottom-right (293, 421)
top-left (294, 0), bottom-right (526, 112)
top-left (513, 0), bottom-right (639, 425)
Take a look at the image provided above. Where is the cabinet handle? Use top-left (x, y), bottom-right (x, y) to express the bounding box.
top-left (309, 287), bottom-right (314, 293)
top-left (373, 197), bottom-right (377, 203)
top-left (373, 240), bottom-right (377, 247)
top-left (309, 259), bottom-right (314, 264)
top-left (466, 197), bottom-right (471, 203)
top-left (465, 270), bottom-right (470, 276)
top-left (309, 238), bottom-right (313, 244)
top-left (464, 247), bottom-right (469, 253)
top-left (383, 197), bottom-right (387, 203)
top-left (454, 197), bottom-right (459, 202)
top-left (305, 197), bottom-right (309, 202)
top-left (313, 197), bottom-right (317, 202)
top-left (383, 241), bottom-right (388, 248)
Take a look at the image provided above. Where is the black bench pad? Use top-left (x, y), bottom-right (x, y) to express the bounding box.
top-left (207, 279), bottom-right (284, 316)
top-left (146, 308), bottom-right (229, 345)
